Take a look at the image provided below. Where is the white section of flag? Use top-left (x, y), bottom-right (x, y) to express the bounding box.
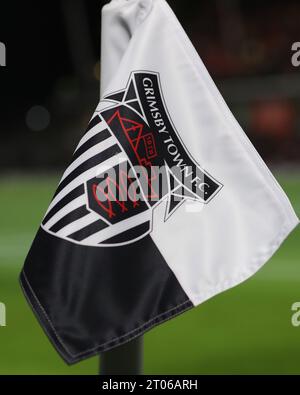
top-left (101, 0), bottom-right (299, 305)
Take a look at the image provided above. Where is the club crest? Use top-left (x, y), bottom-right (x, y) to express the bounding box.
top-left (42, 71), bottom-right (223, 246)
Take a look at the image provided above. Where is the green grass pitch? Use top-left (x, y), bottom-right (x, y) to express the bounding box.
top-left (0, 172), bottom-right (299, 374)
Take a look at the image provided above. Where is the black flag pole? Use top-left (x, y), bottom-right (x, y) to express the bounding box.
top-left (100, 336), bottom-right (144, 375)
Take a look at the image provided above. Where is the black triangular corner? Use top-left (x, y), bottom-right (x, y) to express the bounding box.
top-left (125, 80), bottom-right (137, 101)
top-left (166, 193), bottom-right (184, 219)
top-left (104, 90), bottom-right (125, 102)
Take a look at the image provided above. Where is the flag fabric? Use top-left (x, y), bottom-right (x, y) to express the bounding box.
top-left (20, 0), bottom-right (299, 364)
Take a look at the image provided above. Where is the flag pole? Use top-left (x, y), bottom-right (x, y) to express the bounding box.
top-left (100, 336), bottom-right (144, 375)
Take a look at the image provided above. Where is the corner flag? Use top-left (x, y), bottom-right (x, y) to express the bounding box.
top-left (20, 0), bottom-right (299, 363)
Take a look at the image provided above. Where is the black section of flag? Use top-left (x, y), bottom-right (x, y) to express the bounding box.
top-left (20, 227), bottom-right (192, 364)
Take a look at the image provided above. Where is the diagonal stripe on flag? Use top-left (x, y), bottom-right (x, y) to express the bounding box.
top-left (46, 153), bottom-right (127, 214)
top-left (72, 128), bottom-right (111, 161)
top-left (54, 144), bottom-right (122, 198)
top-left (49, 205), bottom-right (89, 233)
top-left (42, 184), bottom-right (85, 225)
top-left (74, 116), bottom-right (107, 152)
top-left (82, 210), bottom-right (152, 245)
top-left (43, 195), bottom-right (87, 229)
top-left (60, 137), bottom-right (116, 183)
top-left (68, 218), bottom-right (108, 241)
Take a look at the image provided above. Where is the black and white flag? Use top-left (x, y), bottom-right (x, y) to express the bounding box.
top-left (20, 0), bottom-right (299, 364)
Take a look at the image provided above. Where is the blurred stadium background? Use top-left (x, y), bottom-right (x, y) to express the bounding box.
top-left (0, 0), bottom-right (299, 374)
